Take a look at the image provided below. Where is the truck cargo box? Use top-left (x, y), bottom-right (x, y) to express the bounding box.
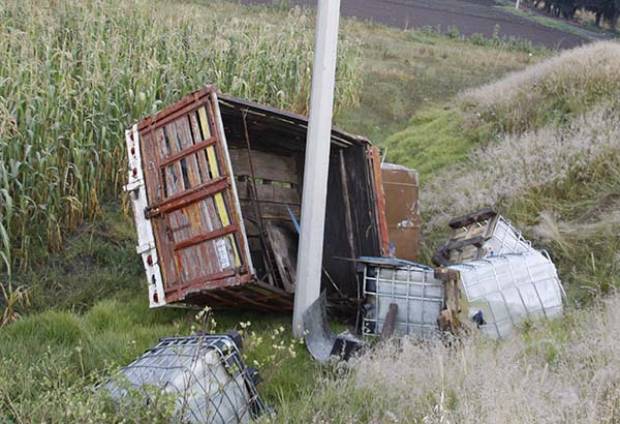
top-left (125, 86), bottom-right (388, 310)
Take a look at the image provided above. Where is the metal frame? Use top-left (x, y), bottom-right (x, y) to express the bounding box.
top-left (362, 260), bottom-right (444, 338)
top-left (449, 251), bottom-right (565, 339)
top-left (124, 124), bottom-right (166, 307)
top-left (106, 334), bottom-right (265, 423)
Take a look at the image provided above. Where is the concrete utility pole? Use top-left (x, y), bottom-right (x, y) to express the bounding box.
top-left (292, 0), bottom-right (341, 337)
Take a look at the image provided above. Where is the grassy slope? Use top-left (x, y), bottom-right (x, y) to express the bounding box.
top-left (334, 21), bottom-right (542, 144)
top-left (275, 41), bottom-right (620, 423)
top-left (419, 41), bottom-right (620, 298)
top-left (6, 1), bottom-right (618, 423)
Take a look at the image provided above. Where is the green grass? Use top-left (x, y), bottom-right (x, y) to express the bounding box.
top-left (505, 154), bottom-right (620, 305)
top-left (386, 40), bottom-right (620, 182)
top-left (2, 1), bottom-right (617, 422)
top-left (380, 107), bottom-right (493, 181)
top-left (1, 209), bottom-right (317, 420)
top-left (0, 295), bottom-right (318, 421)
top-left (334, 22), bottom-right (543, 144)
top-left (416, 41), bottom-right (620, 304)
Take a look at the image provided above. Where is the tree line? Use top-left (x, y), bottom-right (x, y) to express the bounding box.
top-left (526, 0), bottom-right (620, 27)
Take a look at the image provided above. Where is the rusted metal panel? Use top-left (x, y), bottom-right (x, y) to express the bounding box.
top-left (127, 85), bottom-right (386, 311)
top-left (368, 147), bottom-right (390, 256)
top-left (380, 163), bottom-right (421, 261)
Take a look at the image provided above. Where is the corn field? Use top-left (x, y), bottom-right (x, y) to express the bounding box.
top-left (0, 0), bottom-right (361, 280)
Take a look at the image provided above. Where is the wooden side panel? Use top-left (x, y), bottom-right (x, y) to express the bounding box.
top-left (137, 87), bottom-right (253, 304)
top-left (228, 149), bottom-right (298, 184)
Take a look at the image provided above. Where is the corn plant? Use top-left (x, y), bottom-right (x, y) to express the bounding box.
top-left (0, 0), bottom-right (361, 284)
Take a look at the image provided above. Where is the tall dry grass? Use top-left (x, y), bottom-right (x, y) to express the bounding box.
top-left (421, 41), bottom-right (620, 301)
top-left (273, 294), bottom-right (620, 423)
top-left (0, 0), bottom-right (360, 280)
top-left (461, 40), bottom-right (620, 134)
top-left (422, 103), bottom-right (620, 228)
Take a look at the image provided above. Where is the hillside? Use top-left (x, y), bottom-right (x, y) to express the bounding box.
top-left (1, 0), bottom-right (619, 422)
top-left (274, 41), bottom-right (620, 422)
top-left (390, 41), bottom-right (620, 304)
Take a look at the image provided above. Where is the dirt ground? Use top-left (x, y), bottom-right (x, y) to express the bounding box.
top-left (241, 0), bottom-right (590, 48)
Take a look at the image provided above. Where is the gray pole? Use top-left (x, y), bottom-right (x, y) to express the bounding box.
top-left (292, 0), bottom-right (341, 337)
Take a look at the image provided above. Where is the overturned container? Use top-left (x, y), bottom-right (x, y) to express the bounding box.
top-left (361, 257), bottom-right (444, 338)
top-left (433, 208), bottom-right (532, 266)
top-left (362, 206), bottom-right (566, 339)
top-left (124, 86), bottom-right (389, 310)
top-left (447, 251), bottom-right (565, 339)
top-left (105, 333), bottom-right (265, 423)
top-left (361, 251), bottom-right (565, 340)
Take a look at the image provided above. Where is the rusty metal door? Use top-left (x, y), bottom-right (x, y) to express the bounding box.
top-left (137, 87), bottom-right (252, 304)
top-left (381, 163), bottom-right (421, 261)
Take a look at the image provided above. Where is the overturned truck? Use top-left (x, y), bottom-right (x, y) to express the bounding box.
top-left (125, 86), bottom-right (392, 311)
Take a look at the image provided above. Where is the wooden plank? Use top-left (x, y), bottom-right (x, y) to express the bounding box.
top-left (174, 116), bottom-right (202, 188)
top-left (198, 107), bottom-right (219, 179)
top-left (228, 148), bottom-right (298, 183)
top-left (235, 181), bottom-right (300, 205)
top-left (140, 129), bottom-right (178, 286)
top-left (157, 128), bottom-right (183, 197)
top-left (189, 111), bottom-right (213, 183)
top-left (138, 131), bottom-right (160, 204)
top-left (174, 115), bottom-right (217, 276)
top-left (169, 209), bottom-right (196, 281)
top-left (240, 201), bottom-right (300, 220)
top-left (164, 122), bottom-right (199, 282)
top-left (265, 222), bottom-right (297, 293)
top-left (199, 105), bottom-right (240, 269)
top-left (174, 224), bottom-right (238, 251)
top-left (189, 110), bottom-right (222, 245)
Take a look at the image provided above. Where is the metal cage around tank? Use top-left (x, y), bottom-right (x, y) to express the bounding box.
top-left (105, 334), bottom-right (265, 423)
top-left (361, 257), bottom-right (444, 338)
